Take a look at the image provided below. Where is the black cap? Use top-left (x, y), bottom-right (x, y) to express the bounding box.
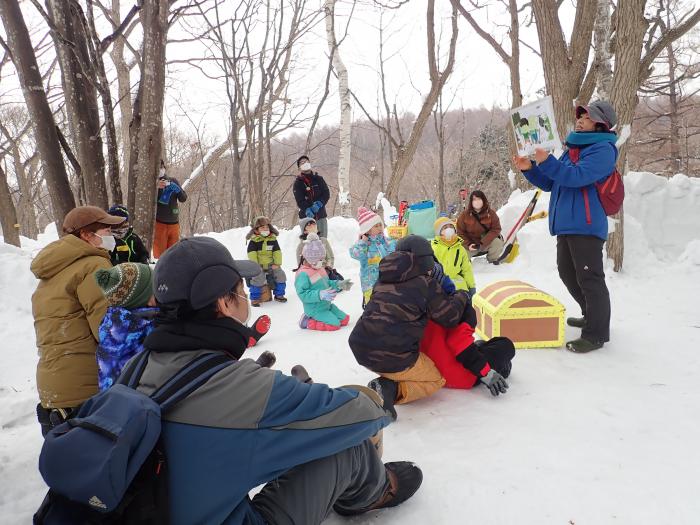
top-left (154, 237), bottom-right (261, 310)
top-left (396, 235), bottom-right (435, 274)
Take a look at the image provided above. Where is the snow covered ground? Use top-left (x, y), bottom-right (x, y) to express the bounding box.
top-left (2, 172), bottom-right (700, 524)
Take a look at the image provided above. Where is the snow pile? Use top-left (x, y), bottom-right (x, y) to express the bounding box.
top-left (1, 173), bottom-right (700, 523)
top-left (624, 172), bottom-right (700, 261)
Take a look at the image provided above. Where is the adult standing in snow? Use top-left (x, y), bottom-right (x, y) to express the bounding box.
top-left (136, 236), bottom-right (422, 523)
top-left (513, 100), bottom-right (618, 353)
top-left (293, 155), bottom-right (331, 237)
top-left (31, 206), bottom-right (126, 436)
top-left (153, 161), bottom-right (187, 259)
top-left (456, 190), bottom-right (504, 264)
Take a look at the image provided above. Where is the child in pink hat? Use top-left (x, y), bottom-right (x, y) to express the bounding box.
top-left (349, 207), bottom-right (396, 307)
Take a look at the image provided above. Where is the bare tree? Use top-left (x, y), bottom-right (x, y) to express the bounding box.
top-left (0, 162), bottom-right (20, 247)
top-left (0, 0), bottom-right (76, 227)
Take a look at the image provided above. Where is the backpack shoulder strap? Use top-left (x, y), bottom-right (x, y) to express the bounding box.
top-left (117, 349), bottom-right (152, 388)
top-left (149, 351), bottom-right (233, 412)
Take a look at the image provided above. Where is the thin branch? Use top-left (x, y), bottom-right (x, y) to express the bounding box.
top-left (99, 3), bottom-right (141, 53)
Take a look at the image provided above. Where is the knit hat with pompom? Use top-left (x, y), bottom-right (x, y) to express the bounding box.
top-left (357, 206), bottom-right (382, 235)
top-left (302, 232), bottom-right (326, 265)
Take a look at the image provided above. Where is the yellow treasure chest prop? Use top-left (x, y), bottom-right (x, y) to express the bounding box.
top-left (472, 280), bottom-right (565, 348)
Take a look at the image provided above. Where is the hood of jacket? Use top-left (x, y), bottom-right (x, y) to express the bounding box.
top-left (378, 251), bottom-right (427, 284)
top-left (31, 234), bottom-right (111, 280)
top-left (145, 316), bottom-right (248, 360)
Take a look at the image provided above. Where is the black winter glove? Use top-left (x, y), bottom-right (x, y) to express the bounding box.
top-left (480, 369), bottom-right (509, 396)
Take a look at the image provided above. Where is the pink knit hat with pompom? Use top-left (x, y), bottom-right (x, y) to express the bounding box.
top-left (357, 207), bottom-right (382, 235)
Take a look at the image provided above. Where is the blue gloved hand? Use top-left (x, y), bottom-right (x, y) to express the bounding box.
top-left (305, 207), bottom-right (315, 218)
top-left (319, 288), bottom-right (337, 301)
top-left (441, 275), bottom-right (456, 295)
top-left (431, 262), bottom-right (445, 285)
top-left (467, 287), bottom-right (477, 299)
top-left (311, 200), bottom-right (324, 213)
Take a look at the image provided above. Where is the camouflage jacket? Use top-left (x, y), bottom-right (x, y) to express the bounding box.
top-left (349, 250), bottom-right (469, 373)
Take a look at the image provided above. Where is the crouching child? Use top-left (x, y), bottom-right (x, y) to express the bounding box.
top-left (296, 233), bottom-right (353, 331)
top-left (349, 235), bottom-right (469, 420)
top-left (246, 216), bottom-right (287, 305)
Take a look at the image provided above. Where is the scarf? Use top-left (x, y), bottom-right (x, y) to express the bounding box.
top-left (565, 131), bottom-right (617, 147)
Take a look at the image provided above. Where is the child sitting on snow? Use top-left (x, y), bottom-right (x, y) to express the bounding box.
top-left (246, 216), bottom-right (287, 306)
top-left (431, 216), bottom-right (476, 297)
top-left (95, 262), bottom-right (273, 390)
top-left (349, 207), bottom-right (396, 306)
top-left (349, 235), bottom-right (469, 419)
top-left (296, 233), bottom-right (354, 331)
top-left (420, 300), bottom-right (514, 397)
top-left (296, 217), bottom-right (343, 280)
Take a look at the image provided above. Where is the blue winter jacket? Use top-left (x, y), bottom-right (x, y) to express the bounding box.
top-left (136, 320), bottom-right (391, 524)
top-left (523, 141), bottom-right (617, 240)
top-left (349, 234), bottom-right (397, 293)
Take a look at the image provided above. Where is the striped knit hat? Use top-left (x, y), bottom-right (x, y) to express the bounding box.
top-left (357, 206), bottom-right (382, 235)
top-left (95, 263), bottom-right (153, 309)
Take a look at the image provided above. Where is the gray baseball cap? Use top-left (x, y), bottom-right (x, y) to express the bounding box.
top-left (576, 100), bottom-right (617, 129)
top-left (153, 237), bottom-right (261, 310)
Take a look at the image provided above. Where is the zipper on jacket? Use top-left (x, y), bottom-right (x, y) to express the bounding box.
top-left (582, 188), bottom-right (592, 225)
top-left (453, 250), bottom-right (460, 268)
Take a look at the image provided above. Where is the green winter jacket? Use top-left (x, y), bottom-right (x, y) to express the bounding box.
top-left (247, 234), bottom-right (283, 269)
top-left (431, 237), bottom-right (475, 291)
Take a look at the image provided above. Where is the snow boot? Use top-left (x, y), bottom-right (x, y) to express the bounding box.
top-left (308, 319), bottom-right (340, 331)
top-left (335, 462), bottom-right (423, 516)
top-left (567, 316), bottom-right (586, 328)
top-left (291, 365), bottom-right (313, 384)
top-left (340, 315), bottom-right (350, 327)
top-left (255, 351), bottom-right (276, 368)
top-left (368, 377), bottom-right (398, 421)
top-left (273, 282), bottom-right (287, 302)
top-left (299, 314), bottom-right (310, 329)
top-left (566, 337), bottom-right (604, 353)
top-left (247, 315), bottom-right (271, 347)
top-left (250, 285), bottom-right (263, 307)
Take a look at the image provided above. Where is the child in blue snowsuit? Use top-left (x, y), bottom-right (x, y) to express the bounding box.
top-left (95, 263), bottom-right (273, 390)
top-left (296, 234), bottom-right (354, 331)
top-left (349, 207), bottom-right (396, 306)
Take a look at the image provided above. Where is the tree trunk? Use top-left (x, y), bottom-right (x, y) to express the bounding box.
top-left (86, 0), bottom-right (122, 205)
top-left (665, 33), bottom-right (682, 174)
top-left (433, 96), bottom-right (447, 211)
top-left (532, 0), bottom-right (597, 138)
top-left (593, 0), bottom-right (613, 99)
top-left (0, 163), bottom-right (21, 247)
top-left (46, 0), bottom-right (108, 208)
top-left (0, 0), bottom-right (76, 228)
top-left (607, 0), bottom-right (648, 272)
top-left (325, 0), bottom-right (352, 216)
top-left (384, 0), bottom-right (458, 202)
top-left (127, 87), bottom-right (141, 213)
top-left (130, 0), bottom-right (168, 252)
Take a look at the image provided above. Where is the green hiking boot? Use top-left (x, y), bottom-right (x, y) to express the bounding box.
top-left (566, 337), bottom-right (604, 353)
top-left (566, 316), bottom-right (586, 328)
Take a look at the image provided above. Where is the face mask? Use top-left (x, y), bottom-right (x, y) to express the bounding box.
top-left (306, 225), bottom-right (318, 234)
top-left (312, 260), bottom-right (324, 269)
top-left (300, 162), bottom-right (312, 172)
top-left (112, 227), bottom-right (128, 239)
top-left (99, 234), bottom-right (116, 251)
top-left (472, 200), bottom-right (483, 211)
top-left (232, 292), bottom-right (251, 326)
top-left (259, 229), bottom-right (270, 237)
top-left (159, 167), bottom-right (166, 177)
top-left (442, 227), bottom-right (456, 240)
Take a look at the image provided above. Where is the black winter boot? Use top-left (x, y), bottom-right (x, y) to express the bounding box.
top-left (368, 377), bottom-right (398, 421)
top-left (566, 316), bottom-right (586, 328)
top-left (255, 351), bottom-right (276, 368)
top-left (291, 365), bottom-right (313, 384)
top-left (566, 337), bottom-right (604, 353)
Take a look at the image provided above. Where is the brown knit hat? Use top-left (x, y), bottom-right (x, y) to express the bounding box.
top-left (94, 263), bottom-right (153, 309)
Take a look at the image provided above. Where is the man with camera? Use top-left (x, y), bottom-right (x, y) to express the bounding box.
top-left (154, 160), bottom-right (188, 258)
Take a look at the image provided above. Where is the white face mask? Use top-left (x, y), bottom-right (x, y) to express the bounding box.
top-left (100, 234), bottom-right (116, 251)
top-left (159, 167), bottom-right (166, 177)
top-left (259, 229), bottom-right (270, 237)
top-left (232, 292), bottom-right (251, 326)
top-left (442, 227), bottom-right (456, 240)
top-left (300, 162), bottom-right (312, 172)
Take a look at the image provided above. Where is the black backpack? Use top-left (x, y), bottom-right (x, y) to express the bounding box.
top-left (34, 350), bottom-right (233, 525)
